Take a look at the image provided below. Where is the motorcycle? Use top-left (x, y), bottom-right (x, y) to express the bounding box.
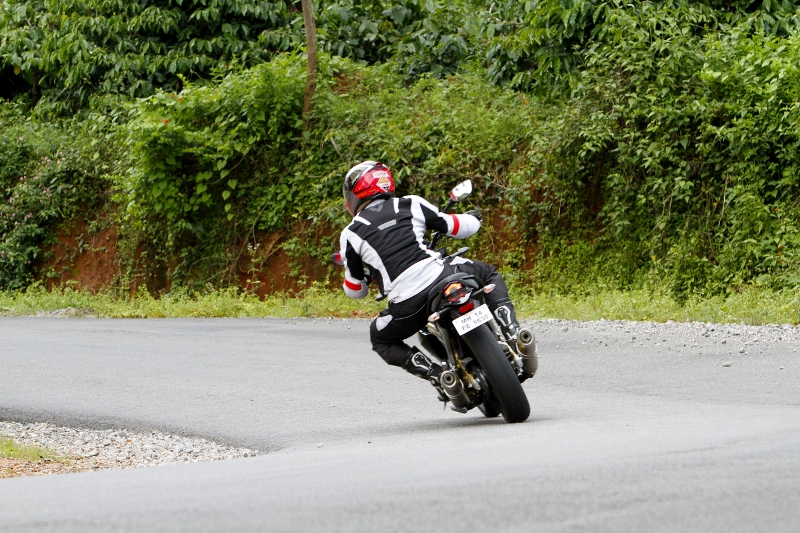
top-left (333, 180), bottom-right (538, 423)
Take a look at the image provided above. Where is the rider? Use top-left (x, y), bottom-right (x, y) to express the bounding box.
top-left (339, 161), bottom-right (526, 392)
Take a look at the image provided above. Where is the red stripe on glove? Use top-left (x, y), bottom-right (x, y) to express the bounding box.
top-left (344, 279), bottom-right (363, 291)
top-left (449, 213), bottom-right (460, 235)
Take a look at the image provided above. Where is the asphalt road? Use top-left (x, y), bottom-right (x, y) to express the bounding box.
top-left (0, 317), bottom-right (798, 532)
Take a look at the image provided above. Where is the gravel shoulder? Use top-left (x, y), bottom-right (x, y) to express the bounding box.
top-left (0, 421), bottom-right (256, 478)
top-left (547, 317), bottom-right (800, 343)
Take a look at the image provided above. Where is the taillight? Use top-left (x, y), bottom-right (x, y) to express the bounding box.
top-left (443, 282), bottom-right (463, 296)
top-left (444, 281), bottom-right (470, 305)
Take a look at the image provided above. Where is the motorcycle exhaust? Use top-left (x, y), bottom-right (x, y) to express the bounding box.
top-left (439, 370), bottom-right (470, 410)
top-left (516, 328), bottom-right (539, 377)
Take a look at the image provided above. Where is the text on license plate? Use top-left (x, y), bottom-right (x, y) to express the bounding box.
top-left (452, 304), bottom-right (492, 335)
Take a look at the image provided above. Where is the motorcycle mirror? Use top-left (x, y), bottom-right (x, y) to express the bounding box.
top-left (331, 252), bottom-right (345, 266)
top-left (449, 180), bottom-right (473, 202)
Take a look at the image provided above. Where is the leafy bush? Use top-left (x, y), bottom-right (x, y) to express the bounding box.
top-left (119, 54), bottom-right (309, 289)
top-left (485, 0), bottom-right (800, 95)
top-left (123, 57), bottom-right (303, 229)
top-left (317, 0), bottom-right (476, 80)
top-left (0, 0), bottom-right (489, 112)
top-left (0, 103), bottom-right (106, 289)
top-left (316, 62), bottom-right (532, 192)
top-left (115, 54), bottom-right (537, 287)
top-left (511, 2), bottom-right (800, 296)
top-left (0, 0), bottom-right (297, 111)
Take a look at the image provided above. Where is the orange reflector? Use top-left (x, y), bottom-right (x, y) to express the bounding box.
top-left (443, 282), bottom-right (463, 297)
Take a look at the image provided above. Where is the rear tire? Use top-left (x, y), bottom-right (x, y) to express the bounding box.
top-left (474, 369), bottom-right (501, 418)
top-left (478, 397), bottom-right (502, 418)
top-left (462, 325), bottom-right (530, 423)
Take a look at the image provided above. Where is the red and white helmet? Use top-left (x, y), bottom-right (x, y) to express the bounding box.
top-left (343, 161), bottom-right (395, 217)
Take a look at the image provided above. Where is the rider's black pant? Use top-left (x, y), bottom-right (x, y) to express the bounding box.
top-left (369, 257), bottom-right (513, 367)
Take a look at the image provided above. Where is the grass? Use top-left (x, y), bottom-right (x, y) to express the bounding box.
top-left (0, 283), bottom-right (385, 319)
top-left (516, 287), bottom-right (800, 325)
top-left (0, 437), bottom-right (69, 464)
top-left (1, 282), bottom-right (799, 325)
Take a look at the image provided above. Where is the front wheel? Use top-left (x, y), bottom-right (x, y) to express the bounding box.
top-left (462, 325), bottom-right (530, 423)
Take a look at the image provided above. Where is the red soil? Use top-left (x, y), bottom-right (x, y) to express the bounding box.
top-left (39, 220), bottom-right (119, 292)
top-left (36, 205), bottom-right (533, 295)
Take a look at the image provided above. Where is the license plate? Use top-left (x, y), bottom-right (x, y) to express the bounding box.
top-left (452, 304), bottom-right (492, 335)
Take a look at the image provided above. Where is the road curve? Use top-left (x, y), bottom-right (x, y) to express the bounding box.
top-left (0, 317), bottom-right (798, 532)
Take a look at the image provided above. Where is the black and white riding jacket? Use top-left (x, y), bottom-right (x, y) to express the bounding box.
top-left (339, 195), bottom-right (481, 303)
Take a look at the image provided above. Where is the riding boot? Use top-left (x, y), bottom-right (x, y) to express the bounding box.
top-left (402, 348), bottom-right (446, 400)
top-left (491, 298), bottom-right (538, 381)
top-left (491, 297), bottom-right (521, 342)
top-left (402, 348), bottom-right (442, 382)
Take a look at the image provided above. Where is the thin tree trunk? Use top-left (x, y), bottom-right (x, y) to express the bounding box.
top-left (301, 0), bottom-right (317, 128)
top-left (32, 74), bottom-right (41, 104)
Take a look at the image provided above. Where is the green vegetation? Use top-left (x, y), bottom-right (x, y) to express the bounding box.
top-left (517, 287), bottom-right (800, 325)
top-left (0, 282), bottom-right (386, 318)
top-left (0, 437), bottom-right (69, 463)
top-left (0, 0), bottom-right (478, 110)
top-left (0, 0), bottom-right (297, 111)
top-left (2, 283), bottom-right (799, 325)
top-left (3, 0), bottom-right (800, 321)
top-left (0, 102), bottom-right (108, 290)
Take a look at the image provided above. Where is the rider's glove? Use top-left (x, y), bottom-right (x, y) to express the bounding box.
top-left (464, 209), bottom-right (482, 222)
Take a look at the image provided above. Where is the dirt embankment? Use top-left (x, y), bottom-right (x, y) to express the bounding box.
top-left (36, 207), bottom-right (533, 295)
top-left (39, 220), bottom-right (119, 291)
top-left (36, 220), bottom-right (335, 295)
